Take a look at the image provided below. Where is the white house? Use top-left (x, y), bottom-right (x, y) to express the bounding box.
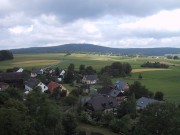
top-left (60, 69), bottom-right (65, 76)
top-left (82, 75), bottom-right (99, 84)
top-left (16, 68), bottom-right (24, 72)
top-left (25, 78), bottom-right (48, 93)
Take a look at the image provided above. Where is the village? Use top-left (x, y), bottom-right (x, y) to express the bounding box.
top-left (0, 62), bottom-right (177, 135)
top-left (0, 65), bottom-right (161, 113)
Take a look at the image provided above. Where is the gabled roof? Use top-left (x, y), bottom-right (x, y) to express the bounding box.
top-left (48, 81), bottom-right (60, 92)
top-left (86, 95), bottom-right (118, 111)
top-left (7, 67), bottom-right (22, 72)
top-left (25, 78), bottom-right (40, 89)
top-left (84, 75), bottom-right (98, 81)
top-left (136, 97), bottom-right (160, 109)
top-left (99, 86), bottom-right (113, 95)
top-left (31, 68), bottom-right (43, 74)
top-left (110, 90), bottom-right (122, 97)
top-left (115, 80), bottom-right (128, 90)
top-left (0, 72), bottom-right (24, 81)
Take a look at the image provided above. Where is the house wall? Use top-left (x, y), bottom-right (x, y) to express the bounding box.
top-left (60, 70), bottom-right (65, 76)
top-left (38, 82), bottom-right (48, 92)
top-left (104, 108), bottom-right (117, 114)
top-left (17, 68), bottom-right (24, 72)
top-left (25, 85), bottom-right (33, 91)
top-left (31, 73), bottom-right (37, 77)
top-left (82, 79), bottom-right (97, 84)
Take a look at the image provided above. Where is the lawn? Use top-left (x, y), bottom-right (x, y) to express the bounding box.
top-left (0, 53), bottom-right (180, 103)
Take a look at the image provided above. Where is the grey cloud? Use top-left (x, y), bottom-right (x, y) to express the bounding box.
top-left (5, 0), bottom-right (180, 22)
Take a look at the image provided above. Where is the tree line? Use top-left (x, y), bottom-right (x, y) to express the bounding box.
top-left (0, 50), bottom-right (14, 61)
top-left (141, 61), bottom-right (169, 68)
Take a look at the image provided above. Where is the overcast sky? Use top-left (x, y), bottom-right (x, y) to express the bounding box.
top-left (0, 0), bottom-right (180, 49)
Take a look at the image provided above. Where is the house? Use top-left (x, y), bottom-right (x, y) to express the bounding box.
top-left (136, 97), bottom-right (160, 110)
top-left (48, 81), bottom-right (62, 93)
top-left (6, 67), bottom-right (24, 73)
top-left (25, 78), bottom-right (48, 93)
top-left (59, 69), bottom-right (65, 77)
top-left (85, 95), bottom-right (118, 114)
top-left (44, 68), bottom-right (55, 76)
top-left (82, 75), bottom-right (99, 84)
top-left (0, 72), bottom-right (25, 89)
top-left (99, 86), bottom-right (113, 95)
top-left (83, 87), bottom-right (98, 95)
top-left (114, 80), bottom-right (129, 92)
top-left (0, 82), bottom-right (9, 91)
top-left (31, 68), bottom-right (43, 77)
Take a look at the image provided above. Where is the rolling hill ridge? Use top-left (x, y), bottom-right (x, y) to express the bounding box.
top-left (11, 44), bottom-right (180, 56)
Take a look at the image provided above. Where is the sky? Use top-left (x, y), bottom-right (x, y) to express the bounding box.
top-left (1, 0), bottom-right (180, 49)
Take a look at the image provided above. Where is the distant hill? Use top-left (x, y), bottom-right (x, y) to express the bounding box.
top-left (11, 44), bottom-right (180, 56)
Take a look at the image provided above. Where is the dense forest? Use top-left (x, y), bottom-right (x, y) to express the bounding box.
top-left (0, 50), bottom-right (14, 61)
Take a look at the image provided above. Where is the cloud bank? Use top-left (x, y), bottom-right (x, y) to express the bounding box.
top-left (0, 0), bottom-right (180, 49)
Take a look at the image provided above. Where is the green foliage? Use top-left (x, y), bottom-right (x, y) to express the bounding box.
top-left (79, 111), bottom-right (94, 125)
top-left (154, 91), bottom-right (164, 101)
top-left (130, 81), bottom-right (153, 99)
top-left (101, 62), bottom-right (132, 77)
top-left (138, 73), bottom-right (142, 79)
top-left (79, 64), bottom-right (96, 75)
top-left (134, 102), bottom-right (180, 135)
top-left (63, 95), bottom-right (78, 106)
top-left (0, 99), bottom-right (33, 135)
top-left (128, 93), bottom-right (136, 118)
top-left (55, 67), bottom-right (60, 76)
top-left (64, 63), bottom-right (75, 83)
top-left (0, 50), bottom-right (13, 61)
top-left (51, 88), bottom-right (62, 100)
top-left (117, 94), bottom-right (136, 118)
top-left (109, 115), bottom-right (130, 134)
top-left (62, 113), bottom-right (78, 135)
top-left (141, 61), bottom-right (169, 68)
top-left (101, 113), bottom-right (114, 126)
top-left (70, 88), bottom-right (83, 97)
top-left (99, 75), bottom-right (113, 87)
top-left (0, 88), bottom-right (23, 105)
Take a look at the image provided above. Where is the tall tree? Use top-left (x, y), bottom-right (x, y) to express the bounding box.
top-left (64, 63), bottom-right (75, 83)
top-left (134, 102), bottom-right (180, 135)
top-left (129, 81), bottom-right (151, 99)
top-left (62, 113), bottom-right (77, 135)
top-left (154, 91), bottom-right (164, 101)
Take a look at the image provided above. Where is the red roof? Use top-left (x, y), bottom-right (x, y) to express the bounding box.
top-left (48, 81), bottom-right (60, 92)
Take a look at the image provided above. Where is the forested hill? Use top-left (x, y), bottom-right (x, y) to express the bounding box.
top-left (11, 44), bottom-right (180, 56)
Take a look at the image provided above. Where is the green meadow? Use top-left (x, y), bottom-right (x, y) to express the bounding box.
top-left (0, 53), bottom-right (180, 103)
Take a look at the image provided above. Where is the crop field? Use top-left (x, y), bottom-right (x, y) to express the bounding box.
top-left (0, 53), bottom-right (180, 103)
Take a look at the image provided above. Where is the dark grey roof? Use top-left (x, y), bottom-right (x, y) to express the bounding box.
top-left (84, 75), bottom-right (98, 81)
top-left (136, 97), bottom-right (160, 109)
top-left (115, 80), bottom-right (127, 90)
top-left (99, 86), bottom-right (112, 95)
top-left (25, 78), bottom-right (40, 89)
top-left (31, 68), bottom-right (43, 74)
top-left (87, 95), bottom-right (118, 111)
top-left (110, 90), bottom-right (122, 97)
top-left (0, 72), bottom-right (24, 81)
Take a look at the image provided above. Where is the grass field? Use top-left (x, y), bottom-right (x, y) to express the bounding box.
top-left (0, 53), bottom-right (180, 103)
